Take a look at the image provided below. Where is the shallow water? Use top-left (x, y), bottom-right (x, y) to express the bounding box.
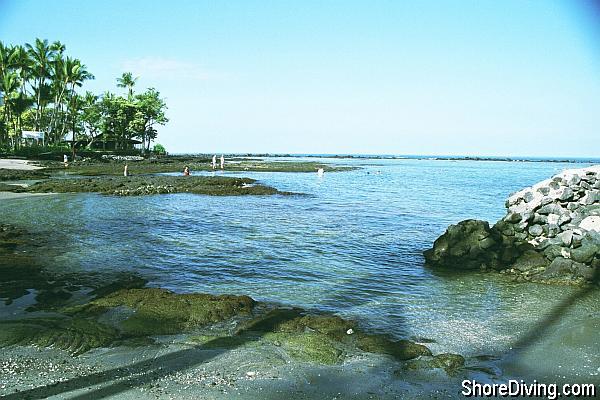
top-left (2, 158), bottom-right (599, 388)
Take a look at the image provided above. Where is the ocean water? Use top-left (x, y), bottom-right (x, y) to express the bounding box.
top-left (2, 158), bottom-right (599, 386)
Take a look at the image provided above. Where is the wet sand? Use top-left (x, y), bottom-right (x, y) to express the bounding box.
top-left (0, 342), bottom-right (463, 399)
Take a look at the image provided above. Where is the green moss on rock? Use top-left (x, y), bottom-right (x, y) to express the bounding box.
top-left (0, 317), bottom-right (119, 355)
top-left (401, 353), bottom-right (465, 374)
top-left (189, 334), bottom-right (253, 349)
top-left (237, 307), bottom-right (433, 363)
top-left (357, 334), bottom-right (432, 360)
top-left (276, 315), bottom-right (356, 341)
top-left (69, 288), bottom-right (256, 336)
top-left (45, 158), bottom-right (356, 176)
top-left (235, 308), bottom-right (305, 334)
top-left (24, 175), bottom-right (287, 196)
top-left (236, 308), bottom-right (355, 340)
top-left (264, 332), bottom-right (343, 365)
top-left (0, 168), bottom-right (49, 181)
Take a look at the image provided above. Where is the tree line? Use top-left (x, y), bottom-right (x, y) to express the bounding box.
top-left (0, 38), bottom-right (168, 153)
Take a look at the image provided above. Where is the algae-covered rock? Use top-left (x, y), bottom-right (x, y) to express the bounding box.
top-left (235, 308), bottom-right (305, 334)
top-left (45, 157), bottom-right (356, 176)
top-left (70, 288), bottom-right (256, 336)
top-left (401, 353), bottom-right (465, 374)
top-left (192, 326), bottom-right (344, 364)
top-left (264, 332), bottom-right (343, 365)
top-left (238, 308), bottom-right (431, 363)
top-left (237, 308), bottom-right (356, 341)
top-left (0, 182), bottom-right (22, 192)
top-left (0, 317), bottom-right (119, 355)
top-left (189, 334), bottom-right (252, 349)
top-left (234, 309), bottom-right (349, 364)
top-left (0, 168), bottom-right (49, 181)
top-left (275, 314), bottom-right (356, 341)
top-left (0, 224), bottom-right (27, 252)
top-left (24, 175), bottom-right (287, 196)
top-left (357, 334), bottom-right (432, 360)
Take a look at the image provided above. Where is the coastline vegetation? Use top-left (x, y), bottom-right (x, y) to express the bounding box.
top-left (0, 39), bottom-right (167, 157)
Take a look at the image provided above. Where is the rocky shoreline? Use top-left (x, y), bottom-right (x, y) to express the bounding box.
top-left (0, 221), bottom-right (466, 398)
top-left (0, 264), bottom-right (463, 374)
top-left (425, 165), bottom-right (600, 285)
top-left (0, 168), bottom-right (49, 181)
top-left (1, 175), bottom-right (291, 196)
top-left (39, 156), bottom-right (357, 175)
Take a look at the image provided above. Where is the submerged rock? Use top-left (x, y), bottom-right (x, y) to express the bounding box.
top-left (236, 307), bottom-right (432, 364)
top-left (356, 334), bottom-right (432, 360)
top-left (68, 288), bottom-right (256, 336)
top-left (401, 353), bottom-right (465, 374)
top-left (235, 308), bottom-right (351, 364)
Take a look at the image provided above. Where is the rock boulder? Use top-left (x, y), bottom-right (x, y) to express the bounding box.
top-left (424, 165), bottom-right (600, 285)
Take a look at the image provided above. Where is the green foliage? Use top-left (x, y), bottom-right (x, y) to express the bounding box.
top-left (153, 143), bottom-right (166, 155)
top-left (10, 143), bottom-right (70, 158)
top-left (0, 38), bottom-right (167, 153)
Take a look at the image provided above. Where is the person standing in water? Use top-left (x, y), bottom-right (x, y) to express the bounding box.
top-left (220, 155), bottom-right (225, 169)
top-left (212, 155), bottom-right (217, 170)
top-left (183, 166), bottom-right (190, 176)
top-left (124, 164), bottom-right (128, 176)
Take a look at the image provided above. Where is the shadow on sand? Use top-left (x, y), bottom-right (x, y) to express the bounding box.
top-left (0, 311), bottom-right (298, 400)
top-left (508, 268), bottom-right (599, 353)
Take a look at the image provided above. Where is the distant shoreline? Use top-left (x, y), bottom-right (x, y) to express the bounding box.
top-left (2, 153), bottom-right (598, 166)
top-left (171, 153), bottom-right (600, 164)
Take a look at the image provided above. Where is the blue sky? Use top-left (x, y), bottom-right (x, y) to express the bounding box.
top-left (1, 0), bottom-right (599, 156)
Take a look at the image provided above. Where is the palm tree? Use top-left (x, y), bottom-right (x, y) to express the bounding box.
top-left (64, 58), bottom-right (93, 158)
top-left (81, 91), bottom-right (100, 148)
top-left (26, 38), bottom-right (56, 130)
top-left (1, 72), bottom-right (20, 146)
top-left (48, 52), bottom-right (66, 139)
top-left (0, 41), bottom-right (10, 80)
top-left (0, 41), bottom-right (11, 146)
top-left (8, 45), bottom-right (32, 97)
top-left (116, 72), bottom-right (137, 98)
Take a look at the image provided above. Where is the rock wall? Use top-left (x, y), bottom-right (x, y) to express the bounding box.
top-left (424, 165), bottom-right (600, 285)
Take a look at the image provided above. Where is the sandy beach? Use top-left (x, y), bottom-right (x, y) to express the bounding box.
top-left (0, 159), bottom-right (43, 171)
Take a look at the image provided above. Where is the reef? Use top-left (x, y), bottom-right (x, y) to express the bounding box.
top-left (0, 168), bottom-right (49, 181)
top-left (41, 156), bottom-right (357, 176)
top-left (14, 175), bottom-right (289, 196)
